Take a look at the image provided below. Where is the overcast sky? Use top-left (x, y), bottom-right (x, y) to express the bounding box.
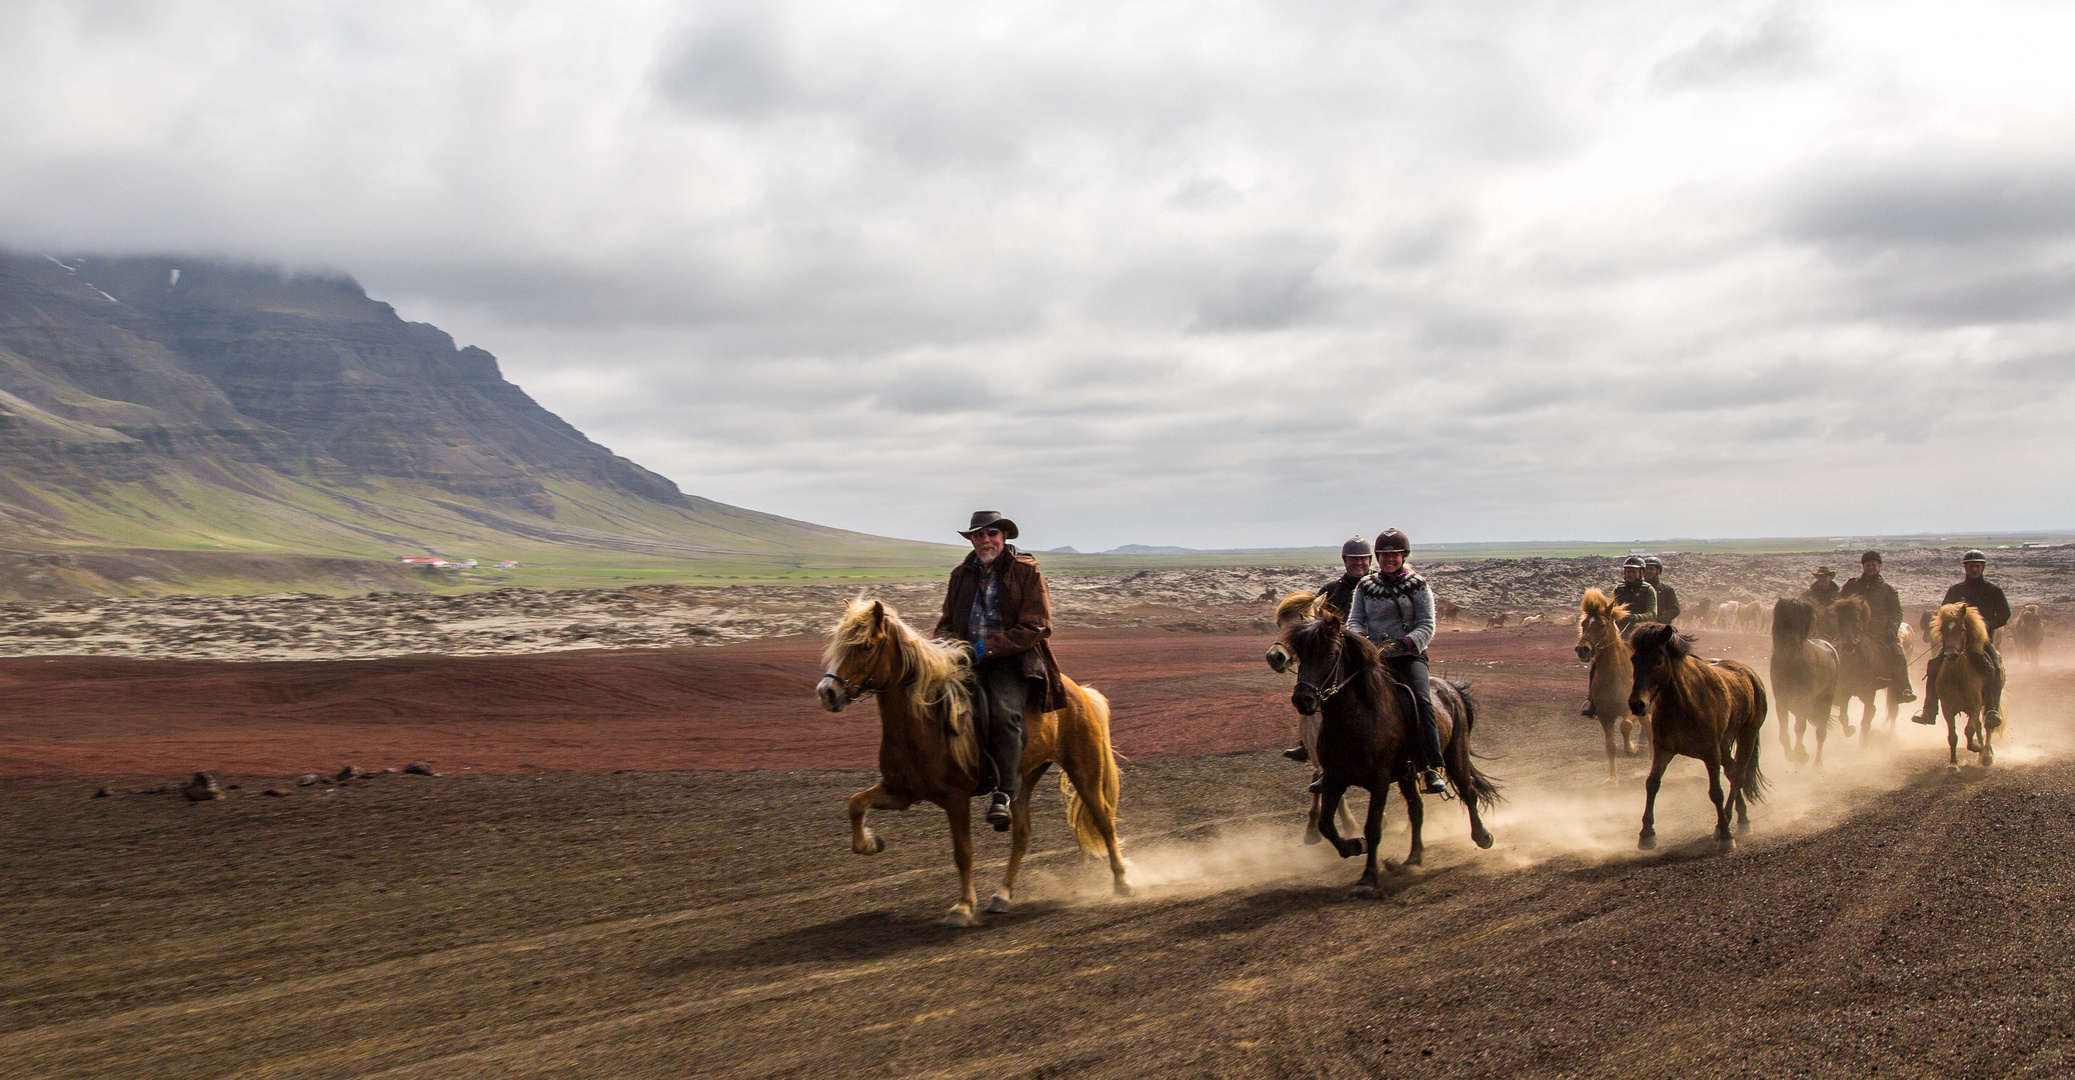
top-left (6, 2), bottom-right (2075, 550)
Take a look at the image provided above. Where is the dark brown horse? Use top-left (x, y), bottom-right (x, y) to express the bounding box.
top-left (1832, 596), bottom-right (1900, 740)
top-left (1267, 591), bottom-right (1358, 844)
top-left (2013, 604), bottom-right (2044, 667)
top-left (818, 599), bottom-right (1129, 925)
top-left (1281, 610), bottom-right (1498, 894)
top-left (1628, 623), bottom-right (1769, 852)
top-left (1769, 598), bottom-right (1839, 765)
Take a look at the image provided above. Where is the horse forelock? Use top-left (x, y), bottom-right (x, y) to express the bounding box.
top-left (1275, 590), bottom-right (1320, 627)
top-left (1935, 602), bottom-right (1989, 652)
top-left (1771, 597), bottom-right (1812, 641)
top-left (1834, 596), bottom-right (1870, 634)
top-left (825, 599), bottom-right (976, 748)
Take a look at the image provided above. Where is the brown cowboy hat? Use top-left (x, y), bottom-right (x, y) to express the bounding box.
top-left (1813, 566), bottom-right (1835, 577)
top-left (957, 510), bottom-right (1019, 541)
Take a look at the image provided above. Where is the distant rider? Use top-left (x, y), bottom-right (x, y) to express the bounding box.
top-left (1642, 556), bottom-right (1680, 626)
top-left (1586, 556), bottom-right (1658, 718)
top-left (1838, 549), bottom-right (1916, 704)
top-left (1282, 536), bottom-right (1374, 763)
top-left (1611, 556), bottom-right (1658, 631)
top-left (1802, 566), bottom-right (1840, 608)
top-left (934, 511), bottom-right (1068, 831)
top-left (1912, 549), bottom-right (2009, 729)
top-left (1349, 529), bottom-right (1448, 795)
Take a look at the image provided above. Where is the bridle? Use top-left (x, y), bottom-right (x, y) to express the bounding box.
top-left (1295, 634), bottom-right (1357, 705)
top-left (824, 630), bottom-right (894, 701)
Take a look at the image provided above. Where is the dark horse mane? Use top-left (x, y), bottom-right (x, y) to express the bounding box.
top-left (1771, 597), bottom-right (1815, 645)
top-left (1832, 596), bottom-right (1871, 638)
top-left (1632, 620), bottom-right (1693, 660)
top-left (1284, 616), bottom-right (1389, 704)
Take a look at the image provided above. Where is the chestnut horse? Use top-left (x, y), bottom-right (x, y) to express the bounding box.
top-left (817, 599), bottom-right (1129, 926)
top-left (1281, 609), bottom-right (1498, 894)
top-left (1769, 598), bottom-right (1839, 765)
top-left (1628, 623), bottom-right (1769, 852)
top-left (1267, 591), bottom-right (1358, 844)
top-left (1929, 602), bottom-right (1999, 768)
top-left (1832, 597), bottom-right (1900, 741)
top-left (1575, 588), bottom-right (1643, 781)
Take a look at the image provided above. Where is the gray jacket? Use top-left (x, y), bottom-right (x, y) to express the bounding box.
top-left (1349, 571), bottom-right (1437, 656)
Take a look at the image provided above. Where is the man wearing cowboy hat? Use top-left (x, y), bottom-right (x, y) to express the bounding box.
top-left (1839, 549), bottom-right (1915, 704)
top-left (1913, 549), bottom-right (2010, 728)
top-left (934, 511), bottom-right (1067, 830)
top-left (1802, 566), bottom-right (1841, 608)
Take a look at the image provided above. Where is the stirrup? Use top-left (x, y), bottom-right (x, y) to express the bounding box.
top-left (1419, 769), bottom-right (1449, 797)
top-left (985, 792), bottom-right (1013, 831)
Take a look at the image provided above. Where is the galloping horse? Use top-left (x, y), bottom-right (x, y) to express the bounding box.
top-left (1628, 623), bottom-right (1769, 852)
top-left (1574, 588), bottom-right (1644, 781)
top-left (1281, 609), bottom-right (1498, 894)
top-left (818, 599), bottom-right (1129, 926)
top-left (1769, 598), bottom-right (1839, 765)
top-left (1929, 602), bottom-right (2000, 769)
top-left (1266, 591), bottom-right (1357, 844)
top-left (2012, 604), bottom-right (2044, 667)
top-left (1832, 596), bottom-right (1899, 740)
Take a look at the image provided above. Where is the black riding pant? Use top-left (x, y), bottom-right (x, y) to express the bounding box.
top-left (1878, 637), bottom-right (1910, 689)
top-left (1922, 645), bottom-right (2004, 717)
top-left (1386, 654), bottom-right (1445, 772)
top-left (971, 656), bottom-right (1029, 798)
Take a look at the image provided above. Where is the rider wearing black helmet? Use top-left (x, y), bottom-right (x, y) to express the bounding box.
top-left (1913, 549), bottom-right (2010, 728)
top-left (1641, 556), bottom-right (1680, 625)
top-left (1349, 529), bottom-right (1448, 795)
top-left (1282, 536), bottom-right (1374, 762)
top-left (1838, 549), bottom-right (1915, 704)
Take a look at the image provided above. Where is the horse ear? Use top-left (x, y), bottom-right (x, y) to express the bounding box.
top-left (869, 600), bottom-right (884, 632)
top-left (1669, 633), bottom-right (1693, 660)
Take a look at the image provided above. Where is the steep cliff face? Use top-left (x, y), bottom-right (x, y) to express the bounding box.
top-left (0, 252), bottom-right (943, 580)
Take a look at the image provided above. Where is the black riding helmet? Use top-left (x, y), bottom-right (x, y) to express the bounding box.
top-left (1963, 549), bottom-right (1988, 564)
top-left (1341, 536), bottom-right (1373, 559)
top-left (1375, 528), bottom-right (1410, 554)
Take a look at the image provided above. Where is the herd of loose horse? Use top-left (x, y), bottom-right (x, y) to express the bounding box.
top-left (818, 588), bottom-right (2040, 925)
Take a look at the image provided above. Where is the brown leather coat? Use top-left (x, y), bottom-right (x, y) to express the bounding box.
top-left (934, 546), bottom-right (1066, 712)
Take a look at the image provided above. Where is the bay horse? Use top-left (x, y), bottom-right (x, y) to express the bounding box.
top-left (1832, 596), bottom-right (1899, 741)
top-left (1281, 609), bottom-right (1498, 894)
top-left (817, 599), bottom-right (1129, 926)
top-left (1929, 602), bottom-right (1999, 768)
top-left (1575, 588), bottom-right (1643, 781)
top-left (1627, 623), bottom-right (1769, 852)
top-left (1267, 590), bottom-right (1358, 844)
top-left (1769, 598), bottom-right (1839, 765)
top-left (2012, 604), bottom-right (2044, 667)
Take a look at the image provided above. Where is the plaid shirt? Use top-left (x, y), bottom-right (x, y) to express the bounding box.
top-left (967, 566), bottom-right (1004, 643)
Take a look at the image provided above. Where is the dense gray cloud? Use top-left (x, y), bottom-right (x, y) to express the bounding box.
top-left (3, 0), bottom-right (2075, 549)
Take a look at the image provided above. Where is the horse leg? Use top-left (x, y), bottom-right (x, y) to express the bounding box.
top-left (1981, 713), bottom-right (1996, 767)
top-left (1944, 706), bottom-right (1960, 770)
top-left (1304, 778), bottom-right (1325, 846)
top-left (848, 782), bottom-right (909, 855)
top-left (1444, 739), bottom-right (1494, 850)
top-left (1600, 716), bottom-right (1620, 783)
top-left (1388, 773), bottom-right (1427, 874)
top-left (1639, 748), bottom-right (1672, 850)
top-left (940, 797), bottom-right (980, 927)
top-left (1315, 782), bottom-right (1363, 860)
top-left (1704, 752), bottom-right (1734, 852)
top-left (1813, 709), bottom-right (1827, 768)
top-left (988, 765), bottom-right (1046, 915)
top-left (1353, 785), bottom-right (1388, 896)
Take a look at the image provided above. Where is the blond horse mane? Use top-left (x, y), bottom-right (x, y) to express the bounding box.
top-left (825, 599), bottom-right (978, 772)
top-left (1579, 587), bottom-right (1628, 630)
top-left (1933, 601), bottom-right (1990, 653)
top-left (1276, 589), bottom-right (1334, 626)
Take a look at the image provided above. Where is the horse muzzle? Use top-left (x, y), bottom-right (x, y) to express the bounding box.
top-left (1574, 644), bottom-right (1593, 662)
top-left (816, 675), bottom-right (850, 713)
top-left (1627, 696), bottom-right (1646, 716)
top-left (1265, 644), bottom-right (1293, 673)
top-left (1291, 688), bottom-right (1319, 716)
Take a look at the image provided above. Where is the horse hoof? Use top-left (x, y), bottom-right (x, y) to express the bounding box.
top-left (1735, 821), bottom-right (1751, 837)
top-left (1385, 859), bottom-right (1424, 876)
top-left (1302, 829), bottom-right (1323, 846)
top-left (1717, 836), bottom-right (1737, 853)
top-left (1113, 880), bottom-right (1135, 898)
top-left (941, 907), bottom-right (977, 928)
top-left (1638, 832), bottom-right (1657, 851)
top-left (854, 833), bottom-right (885, 855)
top-left (1981, 750), bottom-right (1995, 767)
top-left (1337, 840), bottom-right (1366, 859)
top-left (1473, 829), bottom-right (1494, 850)
top-left (1352, 882), bottom-right (1379, 898)
top-left (984, 895), bottom-right (1011, 915)
top-left (1840, 724), bottom-right (1856, 736)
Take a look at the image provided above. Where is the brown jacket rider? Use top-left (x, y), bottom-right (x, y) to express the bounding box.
top-left (935, 546), bottom-right (1067, 714)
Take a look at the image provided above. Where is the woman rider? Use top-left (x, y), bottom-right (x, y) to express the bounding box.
top-left (1348, 529), bottom-right (1448, 795)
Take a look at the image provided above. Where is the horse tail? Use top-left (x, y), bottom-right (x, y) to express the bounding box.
top-left (1737, 672), bottom-right (1770, 804)
top-left (1060, 686), bottom-right (1123, 858)
top-left (1445, 682), bottom-right (1503, 815)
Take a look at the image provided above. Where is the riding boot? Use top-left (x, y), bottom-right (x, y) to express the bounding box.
top-left (1282, 744), bottom-right (1309, 762)
top-left (1391, 655), bottom-right (1449, 795)
top-left (1977, 646), bottom-right (2006, 728)
top-left (1912, 655), bottom-right (1941, 724)
top-left (976, 658), bottom-right (1029, 831)
top-left (1886, 641), bottom-right (1916, 702)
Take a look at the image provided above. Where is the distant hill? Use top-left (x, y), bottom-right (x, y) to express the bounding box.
top-left (0, 252), bottom-right (954, 596)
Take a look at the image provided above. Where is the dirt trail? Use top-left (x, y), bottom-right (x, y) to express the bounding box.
top-left (5, 634), bottom-right (2073, 1077)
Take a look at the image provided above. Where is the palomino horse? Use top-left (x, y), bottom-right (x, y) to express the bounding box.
top-left (1266, 591), bottom-right (1358, 844)
top-left (2012, 604), bottom-right (2044, 667)
top-left (1929, 602), bottom-right (2000, 769)
top-left (1769, 598), bottom-right (1839, 765)
top-left (1628, 623), bottom-right (1769, 852)
top-left (1832, 597), bottom-right (1900, 741)
top-left (817, 600), bottom-right (1129, 926)
top-left (1574, 588), bottom-right (1644, 781)
top-left (1281, 610), bottom-right (1498, 894)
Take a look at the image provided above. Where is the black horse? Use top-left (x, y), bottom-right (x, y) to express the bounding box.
top-left (1282, 610), bottom-right (1499, 894)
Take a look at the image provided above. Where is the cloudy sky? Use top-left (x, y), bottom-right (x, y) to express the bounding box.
top-left (5, 1), bottom-right (2075, 550)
